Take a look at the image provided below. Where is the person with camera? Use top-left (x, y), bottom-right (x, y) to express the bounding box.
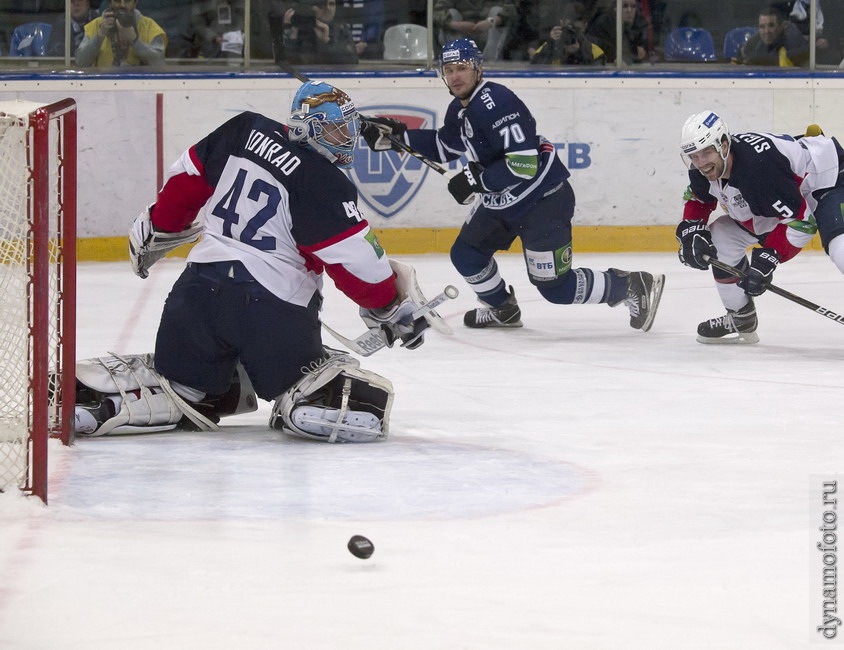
top-left (76, 0), bottom-right (167, 67)
top-left (586, 0), bottom-right (650, 64)
top-left (531, 2), bottom-right (605, 65)
top-left (273, 0), bottom-right (357, 64)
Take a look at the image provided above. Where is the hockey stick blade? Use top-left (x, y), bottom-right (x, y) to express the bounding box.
top-left (323, 285), bottom-right (460, 356)
top-left (704, 255), bottom-right (844, 327)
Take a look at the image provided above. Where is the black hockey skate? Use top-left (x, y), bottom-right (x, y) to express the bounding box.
top-left (464, 286), bottom-right (523, 328)
top-left (696, 299), bottom-right (759, 344)
top-left (74, 399), bottom-right (115, 436)
top-left (608, 269), bottom-right (665, 332)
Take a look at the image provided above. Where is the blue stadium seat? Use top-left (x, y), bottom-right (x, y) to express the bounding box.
top-left (10, 22), bottom-right (53, 57)
top-left (723, 27), bottom-right (757, 60)
top-left (664, 27), bottom-right (717, 62)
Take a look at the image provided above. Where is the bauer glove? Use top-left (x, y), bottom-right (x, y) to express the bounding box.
top-left (447, 162), bottom-right (484, 205)
top-left (738, 247), bottom-right (779, 297)
top-left (360, 116), bottom-right (408, 152)
top-left (360, 297), bottom-right (428, 350)
top-left (675, 219), bottom-right (716, 270)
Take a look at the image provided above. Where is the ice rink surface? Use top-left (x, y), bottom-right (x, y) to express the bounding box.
top-left (1, 252), bottom-right (842, 649)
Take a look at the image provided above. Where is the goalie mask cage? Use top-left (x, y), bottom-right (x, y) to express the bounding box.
top-left (0, 99), bottom-right (76, 504)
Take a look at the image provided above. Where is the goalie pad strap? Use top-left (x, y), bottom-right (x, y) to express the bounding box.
top-left (270, 349), bottom-right (394, 443)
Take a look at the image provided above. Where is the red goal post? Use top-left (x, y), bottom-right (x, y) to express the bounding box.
top-left (0, 99), bottom-right (77, 504)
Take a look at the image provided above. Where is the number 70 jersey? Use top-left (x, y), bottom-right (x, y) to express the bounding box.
top-left (152, 111), bottom-right (395, 310)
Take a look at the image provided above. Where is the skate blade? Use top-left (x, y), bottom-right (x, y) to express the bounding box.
top-left (696, 331), bottom-right (760, 345)
top-left (464, 319), bottom-right (524, 329)
top-left (637, 273), bottom-right (665, 333)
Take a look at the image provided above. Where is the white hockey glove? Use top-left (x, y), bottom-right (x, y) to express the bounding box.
top-left (129, 205), bottom-right (202, 279)
top-left (360, 297), bottom-right (428, 350)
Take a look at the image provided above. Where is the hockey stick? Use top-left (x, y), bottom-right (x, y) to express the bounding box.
top-left (703, 255), bottom-right (844, 327)
top-left (378, 129), bottom-right (451, 176)
top-left (323, 285), bottom-right (460, 356)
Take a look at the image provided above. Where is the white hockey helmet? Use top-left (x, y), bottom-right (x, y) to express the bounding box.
top-left (679, 110), bottom-right (731, 171)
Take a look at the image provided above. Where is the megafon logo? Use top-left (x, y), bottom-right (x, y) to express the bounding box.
top-left (348, 105), bottom-right (438, 218)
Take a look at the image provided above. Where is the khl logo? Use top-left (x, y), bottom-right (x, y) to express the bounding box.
top-left (349, 105), bottom-right (437, 219)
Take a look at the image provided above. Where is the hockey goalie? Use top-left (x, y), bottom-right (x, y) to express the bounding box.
top-left (75, 80), bottom-right (445, 443)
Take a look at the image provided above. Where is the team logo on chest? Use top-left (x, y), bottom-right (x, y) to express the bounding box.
top-left (347, 106), bottom-right (437, 218)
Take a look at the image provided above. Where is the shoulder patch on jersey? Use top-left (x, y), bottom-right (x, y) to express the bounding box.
top-left (365, 231), bottom-right (385, 258)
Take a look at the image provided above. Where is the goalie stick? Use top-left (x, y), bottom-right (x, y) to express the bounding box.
top-left (704, 255), bottom-right (844, 327)
top-left (323, 285), bottom-right (460, 356)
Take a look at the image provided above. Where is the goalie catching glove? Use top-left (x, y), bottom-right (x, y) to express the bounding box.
top-left (360, 297), bottom-right (428, 350)
top-left (129, 205), bottom-right (203, 279)
top-left (360, 116), bottom-right (408, 152)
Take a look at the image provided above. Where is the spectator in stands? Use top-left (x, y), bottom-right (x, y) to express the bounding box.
top-left (338, 0), bottom-right (383, 59)
top-left (76, 0), bottom-right (167, 66)
top-left (191, 0), bottom-right (245, 58)
top-left (274, 0), bottom-right (358, 64)
top-left (737, 6), bottom-right (809, 66)
top-left (49, 0), bottom-right (100, 56)
top-left (531, 1), bottom-right (605, 64)
top-left (789, 0), bottom-right (840, 64)
top-left (433, 0), bottom-right (517, 61)
top-left (586, 0), bottom-right (650, 64)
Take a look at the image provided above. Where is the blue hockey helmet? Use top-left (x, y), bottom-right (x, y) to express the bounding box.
top-left (288, 80), bottom-right (361, 168)
top-left (438, 38), bottom-right (484, 72)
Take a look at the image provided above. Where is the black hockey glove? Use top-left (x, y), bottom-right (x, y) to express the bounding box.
top-left (360, 298), bottom-right (428, 350)
top-left (675, 219), bottom-right (716, 270)
top-left (448, 162), bottom-right (484, 205)
top-left (360, 116), bottom-right (408, 152)
top-left (738, 247), bottom-right (779, 296)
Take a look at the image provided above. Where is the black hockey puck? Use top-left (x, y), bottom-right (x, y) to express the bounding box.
top-left (347, 534), bottom-right (374, 559)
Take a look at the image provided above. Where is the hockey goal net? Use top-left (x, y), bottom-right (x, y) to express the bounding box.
top-left (0, 99), bottom-right (76, 503)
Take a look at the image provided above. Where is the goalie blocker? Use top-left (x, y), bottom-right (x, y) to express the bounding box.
top-left (74, 350), bottom-right (394, 443)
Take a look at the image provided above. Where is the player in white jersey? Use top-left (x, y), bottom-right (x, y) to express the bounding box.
top-left (361, 38), bottom-right (665, 333)
top-left (72, 81), bottom-right (429, 443)
top-left (677, 110), bottom-right (844, 343)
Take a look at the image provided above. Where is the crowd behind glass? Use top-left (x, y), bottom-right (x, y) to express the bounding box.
top-left (0, 0), bottom-right (840, 71)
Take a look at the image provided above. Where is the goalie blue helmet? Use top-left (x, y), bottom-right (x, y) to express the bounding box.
top-left (288, 81), bottom-right (361, 168)
top-left (438, 38), bottom-right (483, 72)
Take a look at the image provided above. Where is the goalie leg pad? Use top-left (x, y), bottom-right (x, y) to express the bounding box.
top-left (75, 353), bottom-right (220, 435)
top-left (270, 350), bottom-right (394, 443)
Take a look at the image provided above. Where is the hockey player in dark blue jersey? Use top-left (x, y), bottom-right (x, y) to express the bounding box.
top-left (72, 81), bottom-right (431, 443)
top-left (361, 38), bottom-right (664, 332)
top-left (677, 110), bottom-right (844, 343)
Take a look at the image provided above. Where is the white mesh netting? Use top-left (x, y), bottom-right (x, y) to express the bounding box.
top-left (0, 103), bottom-right (64, 493)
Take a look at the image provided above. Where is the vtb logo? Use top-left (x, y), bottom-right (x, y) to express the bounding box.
top-left (349, 106), bottom-right (438, 219)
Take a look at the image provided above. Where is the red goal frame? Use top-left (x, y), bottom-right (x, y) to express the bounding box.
top-left (15, 99), bottom-right (77, 503)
